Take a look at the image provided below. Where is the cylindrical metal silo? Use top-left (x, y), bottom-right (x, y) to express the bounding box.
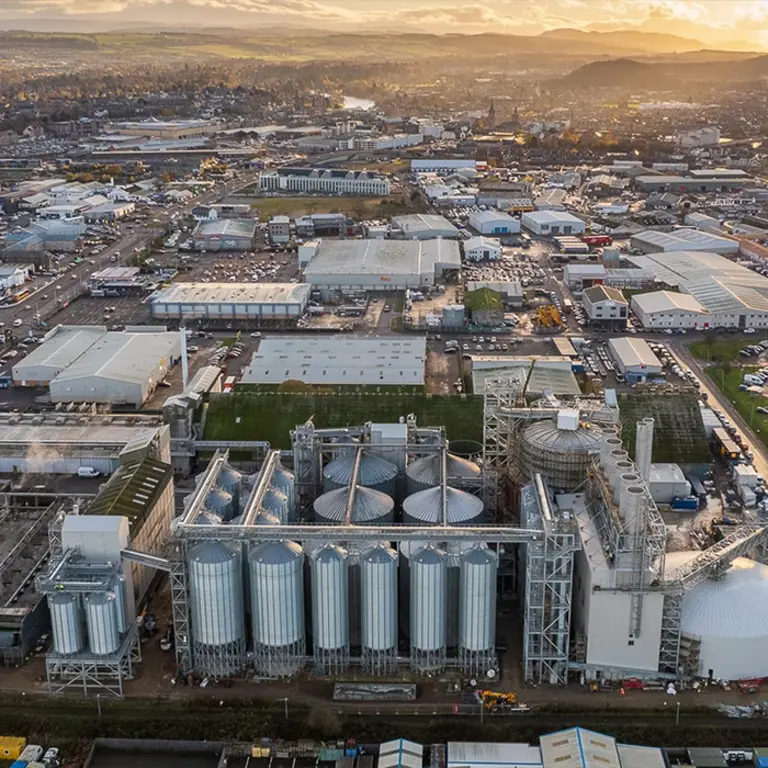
top-left (611, 459), bottom-right (635, 499)
top-left (311, 544), bottom-right (349, 674)
top-left (205, 488), bottom-right (235, 521)
top-left (410, 545), bottom-right (447, 673)
top-left (48, 592), bottom-right (84, 656)
top-left (323, 452), bottom-right (398, 498)
top-left (196, 511), bottom-right (223, 526)
top-left (360, 544), bottom-right (398, 675)
top-left (402, 486), bottom-right (485, 525)
top-left (313, 485), bottom-right (395, 525)
top-left (218, 466), bottom-right (243, 509)
top-left (262, 488), bottom-right (290, 523)
top-left (249, 541), bottom-right (305, 677)
top-left (187, 542), bottom-right (245, 677)
top-left (345, 538), bottom-right (389, 649)
top-left (112, 573), bottom-right (128, 635)
top-left (271, 466), bottom-right (296, 522)
top-left (406, 453), bottom-right (481, 495)
top-left (459, 546), bottom-right (498, 675)
top-left (85, 591), bottom-right (120, 656)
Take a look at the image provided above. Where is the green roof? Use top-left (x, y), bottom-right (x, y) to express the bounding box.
top-left (464, 287), bottom-right (502, 311)
top-left (87, 457), bottom-right (172, 530)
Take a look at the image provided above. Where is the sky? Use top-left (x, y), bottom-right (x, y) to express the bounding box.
top-left (2, 0), bottom-right (768, 49)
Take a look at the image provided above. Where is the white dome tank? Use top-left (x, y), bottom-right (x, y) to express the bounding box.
top-left (410, 545), bottom-right (447, 672)
top-left (406, 453), bottom-right (481, 495)
top-left (313, 485), bottom-right (395, 524)
top-left (48, 593), bottom-right (83, 656)
top-left (323, 452), bottom-right (398, 498)
top-left (84, 591), bottom-right (120, 656)
top-left (218, 466), bottom-right (243, 507)
top-left (402, 486), bottom-right (484, 525)
top-left (311, 544), bottom-right (349, 673)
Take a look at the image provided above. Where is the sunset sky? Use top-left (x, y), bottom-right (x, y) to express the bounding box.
top-left (2, 0), bottom-right (768, 49)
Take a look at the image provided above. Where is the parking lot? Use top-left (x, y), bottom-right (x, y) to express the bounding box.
top-left (47, 293), bottom-right (153, 329)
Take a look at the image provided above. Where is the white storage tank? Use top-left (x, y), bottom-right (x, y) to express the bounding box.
top-left (218, 466), bottom-right (243, 508)
top-left (406, 453), bottom-right (481, 495)
top-left (313, 485), bottom-right (395, 525)
top-left (311, 544), bottom-right (349, 673)
top-left (360, 544), bottom-right (398, 674)
top-left (84, 591), bottom-right (120, 656)
top-left (249, 540), bottom-right (305, 677)
top-left (410, 545), bottom-right (447, 672)
top-left (262, 488), bottom-right (290, 523)
top-left (271, 465), bottom-right (296, 522)
top-left (459, 546), bottom-right (498, 673)
top-left (205, 488), bottom-right (235, 521)
top-left (402, 486), bottom-right (485, 525)
top-left (48, 592), bottom-right (84, 656)
top-left (323, 451), bottom-right (398, 498)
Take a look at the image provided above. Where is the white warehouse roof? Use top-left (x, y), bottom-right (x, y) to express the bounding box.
top-left (242, 336), bottom-right (427, 387)
top-left (608, 337), bottom-right (661, 370)
top-left (631, 290), bottom-right (708, 316)
top-left (470, 210), bottom-right (519, 225)
top-left (447, 742), bottom-right (542, 768)
top-left (631, 228), bottom-right (738, 254)
top-left (464, 236), bottom-right (501, 251)
top-left (151, 282), bottom-right (311, 306)
top-left (13, 325), bottom-right (106, 383)
top-left (391, 214), bottom-right (459, 238)
top-left (522, 210), bottom-right (585, 226)
top-left (540, 728), bottom-right (620, 768)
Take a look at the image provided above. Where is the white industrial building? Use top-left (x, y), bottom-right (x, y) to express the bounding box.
top-left (563, 264), bottom-right (606, 291)
top-left (301, 238), bottom-right (461, 294)
top-left (0, 265), bottom-right (30, 291)
top-left (150, 283), bottom-right (311, 321)
top-left (411, 159), bottom-right (478, 172)
top-left (521, 210), bottom-right (585, 236)
top-left (607, 337), bottom-right (663, 382)
top-left (464, 236), bottom-right (501, 261)
top-left (258, 167), bottom-right (390, 196)
top-left (647, 464), bottom-right (691, 505)
top-left (534, 188), bottom-right (567, 211)
top-left (468, 210), bottom-right (520, 235)
top-left (193, 219), bottom-right (257, 251)
top-left (241, 336), bottom-right (426, 387)
top-left (390, 214), bottom-right (459, 240)
top-left (628, 250), bottom-right (768, 329)
top-left (631, 290), bottom-right (711, 330)
top-left (581, 285), bottom-right (628, 327)
top-left (630, 228), bottom-right (738, 255)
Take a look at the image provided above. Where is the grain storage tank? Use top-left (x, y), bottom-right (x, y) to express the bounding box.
top-left (196, 511), bottom-right (223, 526)
top-left (402, 486), bottom-right (484, 525)
top-left (360, 545), bottom-right (398, 675)
top-left (84, 591), bottom-right (120, 656)
top-left (520, 415), bottom-right (601, 492)
top-left (48, 593), bottom-right (83, 655)
top-left (187, 542), bottom-right (245, 676)
top-left (459, 546), bottom-right (498, 674)
top-left (262, 488), bottom-right (289, 523)
top-left (311, 544), bottom-right (349, 674)
top-left (406, 453), bottom-right (481, 495)
top-left (218, 466), bottom-right (243, 508)
top-left (271, 465), bottom-right (296, 522)
top-left (346, 539), bottom-right (389, 649)
top-left (410, 545), bottom-right (447, 672)
top-left (112, 573), bottom-right (129, 635)
top-left (323, 451), bottom-right (398, 498)
top-left (249, 541), bottom-right (305, 677)
top-left (313, 485), bottom-right (395, 525)
top-left (205, 488), bottom-right (235, 521)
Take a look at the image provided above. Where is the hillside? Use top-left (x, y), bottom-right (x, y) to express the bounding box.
top-left (539, 28), bottom-right (704, 54)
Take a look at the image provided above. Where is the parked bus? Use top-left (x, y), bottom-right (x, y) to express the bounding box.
top-left (11, 289), bottom-right (29, 304)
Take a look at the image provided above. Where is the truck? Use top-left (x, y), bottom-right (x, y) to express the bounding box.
top-left (77, 467), bottom-right (101, 478)
top-left (582, 235), bottom-right (613, 248)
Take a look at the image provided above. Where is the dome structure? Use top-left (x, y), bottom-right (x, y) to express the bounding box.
top-left (313, 485), bottom-right (395, 525)
top-left (406, 453), bottom-right (481, 495)
top-left (322, 452), bottom-right (398, 497)
top-left (402, 486), bottom-right (484, 525)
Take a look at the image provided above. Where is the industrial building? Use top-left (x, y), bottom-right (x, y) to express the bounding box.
top-left (628, 250), bottom-right (768, 329)
top-left (192, 219), bottom-right (257, 251)
top-left (463, 236), bottom-right (501, 261)
top-left (630, 228), bottom-right (738, 255)
top-left (607, 337), bottom-right (663, 382)
top-left (301, 239), bottom-right (461, 295)
top-left (470, 357), bottom-right (580, 396)
top-left (241, 336), bottom-right (427, 387)
top-left (150, 283), bottom-right (311, 321)
top-left (533, 188), bottom-right (567, 211)
top-left (581, 285), bottom-right (628, 328)
top-left (465, 281), bottom-right (523, 307)
top-left (390, 214), bottom-right (459, 240)
top-left (631, 290), bottom-right (711, 330)
top-left (521, 211), bottom-right (585, 236)
top-left (634, 174), bottom-right (747, 193)
top-left (468, 210), bottom-right (520, 235)
top-left (258, 167), bottom-right (390, 196)
top-left (88, 267), bottom-right (148, 296)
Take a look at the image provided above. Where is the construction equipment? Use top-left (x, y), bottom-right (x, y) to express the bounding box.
top-left (475, 689), bottom-right (518, 712)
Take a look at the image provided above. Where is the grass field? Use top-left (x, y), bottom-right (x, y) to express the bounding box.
top-left (689, 337), bottom-right (755, 365)
top-left (704, 365), bottom-right (768, 444)
top-left (203, 392), bottom-right (484, 448)
top-left (232, 196), bottom-right (414, 219)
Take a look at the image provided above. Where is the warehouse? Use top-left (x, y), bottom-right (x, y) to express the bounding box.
top-left (563, 263), bottom-right (606, 291)
top-left (630, 228), bottom-right (738, 255)
top-left (464, 236), bottom-right (501, 261)
top-left (150, 282), bottom-right (311, 321)
top-left (634, 175), bottom-right (747, 192)
top-left (241, 336), bottom-right (426, 387)
top-left (628, 250), bottom-right (768, 329)
top-left (390, 214), bottom-right (460, 240)
top-left (607, 337), bottom-right (663, 382)
top-left (581, 285), bottom-right (628, 328)
top-left (465, 280), bottom-right (523, 307)
top-left (631, 290), bottom-right (711, 330)
top-left (521, 211), bottom-right (585, 236)
top-left (192, 219), bottom-right (257, 251)
top-left (447, 742), bottom-right (542, 768)
top-left (534, 188), bottom-right (567, 211)
top-left (468, 210), bottom-right (521, 235)
top-left (301, 238), bottom-right (461, 294)
top-left (259, 167), bottom-right (390, 196)
top-left (48, 330), bottom-right (181, 407)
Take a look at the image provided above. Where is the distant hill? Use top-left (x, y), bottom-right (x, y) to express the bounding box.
top-left (558, 55), bottom-right (768, 88)
top-left (540, 28), bottom-right (704, 54)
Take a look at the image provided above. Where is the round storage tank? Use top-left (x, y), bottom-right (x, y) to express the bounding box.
top-left (255, 510), bottom-right (280, 526)
top-left (361, 545), bottom-right (398, 671)
top-left (271, 466), bottom-right (296, 522)
top-left (113, 573), bottom-right (129, 634)
top-left (188, 542), bottom-right (245, 648)
top-left (313, 485), bottom-right (395, 525)
top-left (205, 489), bottom-right (234, 521)
top-left (406, 453), bottom-right (481, 495)
top-left (85, 591), bottom-right (120, 656)
top-left (459, 546), bottom-right (497, 659)
top-left (48, 593), bottom-right (84, 656)
top-left (196, 511), bottom-right (223, 526)
top-left (520, 419), bottom-right (601, 492)
top-left (410, 545), bottom-right (447, 671)
top-left (263, 488), bottom-right (289, 523)
top-left (218, 466), bottom-right (243, 506)
top-left (311, 544), bottom-right (349, 672)
top-left (680, 556), bottom-right (768, 680)
top-left (402, 486), bottom-right (484, 526)
top-left (323, 452), bottom-right (398, 498)
top-left (249, 541), bottom-right (305, 677)
top-left (345, 539), bottom-right (390, 649)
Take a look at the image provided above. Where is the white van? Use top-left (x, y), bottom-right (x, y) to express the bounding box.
top-left (77, 467), bottom-right (101, 478)
top-left (12, 319), bottom-right (22, 327)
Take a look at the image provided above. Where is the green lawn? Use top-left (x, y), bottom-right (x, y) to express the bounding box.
top-left (704, 365), bottom-right (768, 445)
top-left (203, 392), bottom-right (484, 448)
top-left (689, 338), bottom-right (752, 365)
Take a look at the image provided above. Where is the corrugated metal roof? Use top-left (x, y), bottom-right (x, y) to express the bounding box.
top-left (632, 290), bottom-right (707, 315)
top-left (313, 485), bottom-right (395, 523)
top-left (152, 282), bottom-right (311, 306)
top-left (608, 337), bottom-right (662, 370)
top-left (402, 486), bottom-right (483, 524)
top-left (540, 728), bottom-right (620, 768)
top-left (447, 742), bottom-right (542, 768)
top-left (616, 744), bottom-right (666, 768)
top-left (324, 451), bottom-right (398, 487)
top-left (632, 228), bottom-right (737, 253)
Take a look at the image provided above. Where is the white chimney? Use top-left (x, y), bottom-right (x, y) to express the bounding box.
top-left (180, 326), bottom-right (189, 389)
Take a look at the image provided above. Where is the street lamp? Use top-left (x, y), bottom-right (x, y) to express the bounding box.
top-left (277, 696), bottom-right (288, 720)
top-left (675, 700), bottom-right (680, 726)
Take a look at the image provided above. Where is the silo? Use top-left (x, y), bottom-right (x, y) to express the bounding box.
top-left (48, 593), bottom-right (84, 655)
top-left (271, 466), bottom-right (296, 522)
top-left (607, 449), bottom-right (630, 492)
top-left (611, 460), bottom-right (635, 500)
top-left (112, 573), bottom-right (129, 634)
top-left (410, 545), bottom-right (447, 673)
top-left (346, 539), bottom-right (389, 649)
top-left (360, 545), bottom-right (398, 675)
top-left (188, 542), bottom-right (245, 677)
top-left (263, 488), bottom-right (290, 523)
top-left (311, 544), bottom-right (349, 674)
top-left (84, 591), bottom-right (120, 656)
top-left (459, 546), bottom-right (498, 675)
top-left (249, 541), bottom-right (305, 677)
top-left (196, 511), bottom-right (223, 526)
top-left (313, 485), bottom-right (395, 525)
top-left (323, 451), bottom-right (398, 498)
top-left (402, 486), bottom-right (485, 525)
top-left (218, 466), bottom-right (243, 509)
top-left (406, 453), bottom-right (481, 495)
top-left (205, 488), bottom-right (234, 521)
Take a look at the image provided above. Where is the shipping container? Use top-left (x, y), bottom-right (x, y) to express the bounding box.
top-left (0, 739), bottom-right (26, 761)
top-left (9, 760), bottom-right (28, 768)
